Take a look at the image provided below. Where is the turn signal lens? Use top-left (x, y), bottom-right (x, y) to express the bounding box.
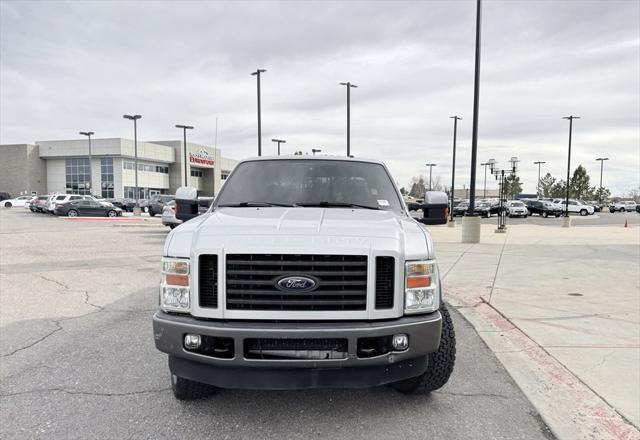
top-left (407, 276), bottom-right (431, 289)
top-left (165, 274), bottom-right (189, 286)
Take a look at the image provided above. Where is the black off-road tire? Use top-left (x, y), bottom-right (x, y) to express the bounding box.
top-left (391, 303), bottom-right (457, 394)
top-left (171, 373), bottom-right (217, 401)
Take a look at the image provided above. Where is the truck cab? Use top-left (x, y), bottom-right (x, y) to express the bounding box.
top-left (153, 156), bottom-right (455, 399)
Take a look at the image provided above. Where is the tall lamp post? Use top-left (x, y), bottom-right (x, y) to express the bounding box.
top-left (595, 157), bottom-right (609, 205)
top-left (449, 116), bottom-right (462, 222)
top-left (123, 114), bottom-right (142, 201)
top-left (175, 124), bottom-right (194, 186)
top-left (425, 163), bottom-right (437, 191)
top-left (251, 68), bottom-right (266, 156)
top-left (466, 0), bottom-right (482, 219)
top-left (562, 115), bottom-right (580, 218)
top-left (79, 131), bottom-right (94, 196)
top-left (339, 82), bottom-right (358, 157)
top-left (480, 162), bottom-right (490, 198)
top-left (272, 138), bottom-right (286, 156)
top-left (534, 161), bottom-right (546, 197)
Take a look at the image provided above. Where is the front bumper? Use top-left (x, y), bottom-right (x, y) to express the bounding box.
top-left (153, 311), bottom-right (442, 389)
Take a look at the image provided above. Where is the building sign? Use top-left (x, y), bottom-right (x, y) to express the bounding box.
top-left (189, 149), bottom-right (215, 167)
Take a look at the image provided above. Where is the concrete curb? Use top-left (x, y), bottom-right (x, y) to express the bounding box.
top-left (445, 286), bottom-right (640, 440)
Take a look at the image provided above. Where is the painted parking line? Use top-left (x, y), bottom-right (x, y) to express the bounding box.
top-left (60, 217), bottom-right (146, 221)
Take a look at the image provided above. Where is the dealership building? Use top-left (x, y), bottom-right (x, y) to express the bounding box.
top-left (0, 138), bottom-right (238, 199)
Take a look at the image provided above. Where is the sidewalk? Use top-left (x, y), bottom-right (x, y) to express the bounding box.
top-left (429, 222), bottom-right (640, 439)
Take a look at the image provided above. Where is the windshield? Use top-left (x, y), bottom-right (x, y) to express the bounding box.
top-left (510, 201), bottom-right (525, 207)
top-left (215, 159), bottom-right (403, 212)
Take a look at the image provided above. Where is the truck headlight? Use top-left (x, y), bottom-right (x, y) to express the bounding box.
top-left (160, 257), bottom-right (190, 313)
top-left (404, 260), bottom-right (440, 314)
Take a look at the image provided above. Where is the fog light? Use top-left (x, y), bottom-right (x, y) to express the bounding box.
top-left (392, 334), bottom-right (409, 351)
top-left (184, 334), bottom-right (201, 350)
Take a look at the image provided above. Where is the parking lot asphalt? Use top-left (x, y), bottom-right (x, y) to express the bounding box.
top-left (0, 208), bottom-right (555, 440)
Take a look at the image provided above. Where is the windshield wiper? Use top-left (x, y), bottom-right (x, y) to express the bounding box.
top-left (218, 201), bottom-right (296, 207)
top-left (297, 202), bottom-right (381, 210)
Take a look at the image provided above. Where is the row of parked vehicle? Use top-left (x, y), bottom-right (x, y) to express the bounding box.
top-left (451, 198), bottom-right (606, 218)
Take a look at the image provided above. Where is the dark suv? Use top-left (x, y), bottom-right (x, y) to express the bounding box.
top-left (525, 200), bottom-right (562, 218)
top-left (148, 194), bottom-right (175, 216)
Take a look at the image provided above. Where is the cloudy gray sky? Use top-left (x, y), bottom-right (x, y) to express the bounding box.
top-left (1, 0), bottom-right (638, 195)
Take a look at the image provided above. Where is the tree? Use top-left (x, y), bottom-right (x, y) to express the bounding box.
top-left (592, 187), bottom-right (611, 204)
top-left (503, 174), bottom-right (523, 199)
top-left (569, 165), bottom-right (591, 199)
top-left (399, 187), bottom-right (408, 196)
top-left (409, 176), bottom-right (426, 198)
top-left (549, 180), bottom-right (566, 199)
top-left (538, 173), bottom-right (556, 197)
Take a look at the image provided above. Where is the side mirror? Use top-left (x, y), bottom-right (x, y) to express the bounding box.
top-left (175, 186), bottom-right (199, 222)
top-left (416, 191), bottom-right (449, 225)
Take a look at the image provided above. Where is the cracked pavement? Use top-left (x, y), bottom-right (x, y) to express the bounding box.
top-left (1, 209), bottom-right (554, 440)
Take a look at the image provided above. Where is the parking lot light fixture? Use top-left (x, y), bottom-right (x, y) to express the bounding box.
top-left (251, 69), bottom-right (267, 156)
top-left (79, 131), bottom-right (94, 195)
top-left (534, 161), bottom-right (546, 197)
top-left (595, 157), bottom-right (609, 205)
top-left (175, 124), bottom-right (194, 186)
top-left (123, 114), bottom-right (142, 202)
top-left (425, 163), bottom-right (437, 191)
top-left (562, 116), bottom-right (580, 217)
top-left (312, 148), bottom-right (322, 156)
top-left (449, 116), bottom-right (462, 221)
top-left (339, 82), bottom-right (358, 157)
top-left (466, 0), bottom-right (483, 219)
top-left (480, 162), bottom-right (490, 198)
top-left (272, 138), bottom-right (286, 156)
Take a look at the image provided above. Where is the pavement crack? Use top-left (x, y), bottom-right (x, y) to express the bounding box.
top-left (0, 387), bottom-right (171, 398)
top-left (35, 274), bottom-right (69, 289)
top-left (434, 390), bottom-right (515, 399)
top-left (1, 321), bottom-right (63, 358)
top-left (442, 244), bottom-right (475, 280)
top-left (488, 232), bottom-right (509, 304)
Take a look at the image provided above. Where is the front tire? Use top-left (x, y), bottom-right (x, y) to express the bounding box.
top-left (4, 202), bottom-right (11, 208)
top-left (67, 210), bottom-right (79, 217)
top-left (620, 208), bottom-right (626, 212)
top-left (171, 373), bottom-right (217, 401)
top-left (580, 209), bottom-right (588, 216)
top-left (148, 208), bottom-right (155, 217)
top-left (107, 210), bottom-right (117, 217)
top-left (391, 304), bottom-right (456, 394)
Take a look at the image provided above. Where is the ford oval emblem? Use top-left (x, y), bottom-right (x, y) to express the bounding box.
top-left (275, 275), bottom-right (319, 293)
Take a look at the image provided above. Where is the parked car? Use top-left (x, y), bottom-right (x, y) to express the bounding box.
top-left (524, 200), bottom-right (562, 218)
top-left (0, 192), bottom-right (11, 201)
top-left (553, 199), bottom-right (595, 216)
top-left (161, 200), bottom-right (181, 229)
top-left (45, 194), bottom-right (100, 213)
top-left (3, 195), bottom-right (33, 208)
top-left (108, 198), bottom-right (137, 212)
top-left (505, 200), bottom-right (528, 218)
top-left (54, 200), bottom-right (122, 217)
top-left (609, 200), bottom-right (637, 213)
top-left (584, 200), bottom-right (602, 212)
top-left (474, 201), bottom-right (503, 218)
top-left (28, 195), bottom-right (50, 212)
top-left (148, 195), bottom-right (175, 216)
top-left (452, 202), bottom-right (469, 216)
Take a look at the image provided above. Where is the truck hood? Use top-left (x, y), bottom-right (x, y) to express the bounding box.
top-left (164, 207), bottom-right (432, 260)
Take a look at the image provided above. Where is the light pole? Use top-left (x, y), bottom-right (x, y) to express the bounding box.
top-left (425, 163), bottom-right (437, 191)
top-left (339, 82), bottom-right (357, 157)
top-left (562, 116), bottom-right (580, 217)
top-left (449, 116), bottom-right (462, 222)
top-left (466, 0), bottom-right (482, 218)
top-left (312, 148), bottom-right (322, 156)
top-left (480, 162), bottom-right (490, 198)
top-left (533, 161), bottom-right (546, 198)
top-left (251, 68), bottom-right (266, 156)
top-left (272, 138), bottom-right (286, 156)
top-left (175, 124), bottom-right (194, 186)
top-left (123, 114), bottom-right (142, 201)
top-left (79, 131), bottom-right (94, 196)
top-left (595, 157), bottom-right (609, 205)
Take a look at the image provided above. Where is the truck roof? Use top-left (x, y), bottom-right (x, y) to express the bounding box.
top-left (237, 155), bottom-right (386, 166)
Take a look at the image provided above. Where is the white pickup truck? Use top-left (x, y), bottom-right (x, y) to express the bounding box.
top-left (153, 156), bottom-right (455, 399)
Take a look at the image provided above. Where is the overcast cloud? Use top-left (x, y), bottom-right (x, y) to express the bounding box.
top-left (1, 0), bottom-right (638, 195)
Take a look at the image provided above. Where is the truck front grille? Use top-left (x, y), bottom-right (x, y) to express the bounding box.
top-left (375, 256), bottom-right (395, 309)
top-left (225, 254), bottom-right (367, 311)
top-left (199, 255), bottom-right (218, 308)
top-left (244, 338), bottom-right (348, 360)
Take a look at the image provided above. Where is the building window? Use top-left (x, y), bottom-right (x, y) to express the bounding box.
top-left (123, 161), bottom-right (168, 173)
top-left (100, 158), bottom-right (114, 198)
top-left (190, 169), bottom-right (203, 178)
top-left (124, 186), bottom-right (167, 200)
top-left (221, 173), bottom-right (229, 180)
top-left (65, 158), bottom-right (91, 195)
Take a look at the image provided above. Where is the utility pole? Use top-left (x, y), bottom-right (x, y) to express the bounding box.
top-left (123, 114), bottom-right (142, 202)
top-left (79, 131), bottom-right (94, 195)
top-left (175, 124), bottom-right (194, 186)
top-left (251, 68), bottom-right (266, 156)
top-left (425, 163), bottom-right (437, 191)
top-left (466, 0), bottom-right (482, 217)
top-left (272, 138), bottom-right (286, 156)
top-left (562, 116), bottom-right (580, 217)
top-left (534, 161), bottom-right (546, 197)
top-left (339, 82), bottom-right (358, 157)
top-left (595, 157), bottom-right (609, 205)
top-left (449, 116), bottom-right (462, 222)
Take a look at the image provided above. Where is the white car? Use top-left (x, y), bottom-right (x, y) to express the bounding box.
top-left (2, 196), bottom-right (33, 208)
top-left (609, 201), bottom-right (637, 213)
top-left (506, 200), bottom-right (528, 218)
top-left (553, 199), bottom-right (595, 216)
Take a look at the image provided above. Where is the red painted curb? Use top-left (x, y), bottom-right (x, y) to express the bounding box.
top-left (61, 217), bottom-right (145, 221)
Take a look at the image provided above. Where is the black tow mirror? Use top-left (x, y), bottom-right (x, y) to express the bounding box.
top-left (416, 191), bottom-right (449, 225)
